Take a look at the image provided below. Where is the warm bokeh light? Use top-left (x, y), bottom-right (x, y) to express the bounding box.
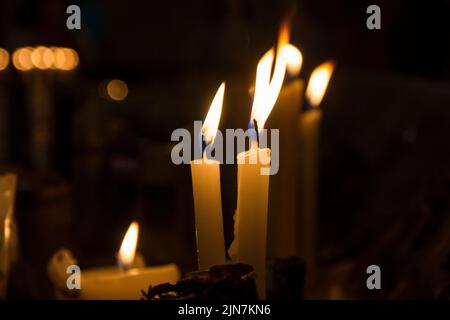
top-left (42, 47), bottom-right (55, 69)
top-left (31, 46), bottom-right (48, 70)
top-left (117, 221), bottom-right (139, 270)
top-left (201, 82), bottom-right (225, 145)
top-left (0, 48), bottom-right (9, 71)
top-left (106, 79), bottom-right (129, 101)
top-left (251, 22), bottom-right (289, 131)
top-left (12, 47), bottom-right (33, 71)
top-left (12, 46), bottom-right (79, 71)
top-left (58, 48), bottom-right (79, 71)
top-left (283, 44), bottom-right (303, 77)
top-left (305, 60), bottom-right (335, 108)
top-left (53, 47), bottom-right (67, 69)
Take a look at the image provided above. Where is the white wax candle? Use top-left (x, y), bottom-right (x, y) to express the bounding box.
top-left (79, 263), bottom-right (180, 300)
top-left (268, 79), bottom-right (304, 259)
top-left (48, 249), bottom-right (179, 300)
top-left (190, 158), bottom-right (225, 270)
top-left (231, 23), bottom-right (294, 298)
top-left (298, 108), bottom-right (322, 280)
top-left (48, 221), bottom-right (181, 300)
top-left (299, 60), bottom-right (335, 284)
top-left (235, 147), bottom-right (271, 298)
top-left (190, 82), bottom-right (226, 270)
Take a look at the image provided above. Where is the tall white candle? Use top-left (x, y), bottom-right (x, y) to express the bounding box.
top-left (299, 61), bottom-right (335, 283)
top-left (233, 23), bottom-right (291, 298)
top-left (190, 83), bottom-right (226, 270)
top-left (235, 147), bottom-right (271, 297)
top-left (267, 44), bottom-right (304, 259)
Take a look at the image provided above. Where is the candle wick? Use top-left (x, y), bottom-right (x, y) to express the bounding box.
top-left (253, 119), bottom-right (260, 148)
top-left (201, 134), bottom-right (207, 159)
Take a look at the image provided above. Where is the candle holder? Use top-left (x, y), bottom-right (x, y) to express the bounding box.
top-left (142, 263), bottom-right (258, 300)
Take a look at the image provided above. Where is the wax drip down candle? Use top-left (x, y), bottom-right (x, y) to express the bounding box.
top-left (190, 82), bottom-right (226, 270)
top-left (298, 61), bottom-right (335, 284)
top-left (230, 22), bottom-right (293, 298)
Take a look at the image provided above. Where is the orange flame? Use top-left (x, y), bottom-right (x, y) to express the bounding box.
top-left (250, 22), bottom-right (290, 131)
top-left (117, 221), bottom-right (139, 270)
top-left (201, 82), bottom-right (225, 145)
top-left (305, 61), bottom-right (335, 108)
top-left (284, 44), bottom-right (303, 77)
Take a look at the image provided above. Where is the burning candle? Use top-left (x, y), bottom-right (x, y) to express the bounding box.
top-left (268, 43), bottom-right (304, 259)
top-left (48, 221), bottom-right (180, 300)
top-left (0, 174), bottom-right (17, 299)
top-left (298, 61), bottom-right (335, 281)
top-left (231, 23), bottom-right (290, 298)
top-left (190, 82), bottom-right (226, 270)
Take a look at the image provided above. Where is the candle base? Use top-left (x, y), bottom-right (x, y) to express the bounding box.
top-left (142, 263), bottom-right (258, 300)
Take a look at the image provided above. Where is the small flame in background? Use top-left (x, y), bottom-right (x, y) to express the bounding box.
top-left (284, 44), bottom-right (303, 78)
top-left (305, 60), bottom-right (335, 108)
top-left (201, 82), bottom-right (225, 146)
top-left (117, 221), bottom-right (139, 270)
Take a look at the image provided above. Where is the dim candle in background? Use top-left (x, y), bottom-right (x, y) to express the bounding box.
top-left (233, 24), bottom-right (290, 298)
top-left (0, 174), bottom-right (17, 299)
top-left (48, 221), bottom-right (180, 300)
top-left (0, 48), bottom-right (10, 161)
top-left (267, 44), bottom-right (304, 259)
top-left (190, 82), bottom-right (226, 270)
top-left (298, 61), bottom-right (335, 282)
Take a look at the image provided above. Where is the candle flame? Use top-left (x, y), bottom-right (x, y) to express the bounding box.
top-left (284, 44), bottom-right (303, 77)
top-left (305, 60), bottom-right (335, 108)
top-left (251, 22), bottom-right (290, 131)
top-left (201, 82), bottom-right (225, 145)
top-left (117, 221), bottom-right (139, 270)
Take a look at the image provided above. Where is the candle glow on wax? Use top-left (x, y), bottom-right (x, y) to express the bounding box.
top-left (117, 221), bottom-right (139, 270)
top-left (305, 61), bottom-right (335, 108)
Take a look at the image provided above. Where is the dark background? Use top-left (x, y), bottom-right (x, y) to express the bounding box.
top-left (0, 0), bottom-right (449, 298)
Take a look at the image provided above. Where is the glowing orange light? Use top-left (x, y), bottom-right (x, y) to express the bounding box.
top-left (12, 47), bottom-right (33, 71)
top-left (55, 48), bottom-right (79, 71)
top-left (305, 61), bottom-right (335, 108)
top-left (117, 221), bottom-right (139, 270)
top-left (0, 48), bottom-right (9, 71)
top-left (31, 46), bottom-right (50, 70)
top-left (64, 48), bottom-right (79, 70)
top-left (53, 48), bottom-right (66, 69)
top-left (106, 79), bottom-right (129, 101)
top-left (283, 44), bottom-right (303, 77)
top-left (201, 82), bottom-right (225, 146)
